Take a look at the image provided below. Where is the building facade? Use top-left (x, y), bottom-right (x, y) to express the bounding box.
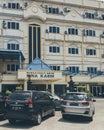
top-left (0, 0), bottom-right (104, 97)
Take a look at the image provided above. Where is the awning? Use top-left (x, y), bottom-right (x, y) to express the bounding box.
top-left (0, 51), bottom-right (25, 61)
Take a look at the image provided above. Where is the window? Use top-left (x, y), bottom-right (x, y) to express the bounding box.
top-left (8, 3), bottom-right (20, 9)
top-left (49, 26), bottom-right (60, 33)
top-left (102, 15), bottom-right (104, 20)
top-left (68, 48), bottom-right (78, 54)
top-left (7, 64), bottom-right (19, 72)
top-left (83, 30), bottom-right (96, 36)
top-left (7, 43), bottom-right (19, 50)
top-left (68, 28), bottom-right (78, 35)
top-left (48, 7), bottom-right (59, 14)
top-left (50, 66), bottom-right (60, 70)
top-left (86, 49), bottom-right (96, 55)
top-left (49, 46), bottom-right (60, 53)
top-left (7, 22), bottom-right (19, 30)
top-left (87, 67), bottom-right (97, 74)
top-left (69, 66), bottom-right (79, 73)
top-left (85, 12), bottom-right (95, 19)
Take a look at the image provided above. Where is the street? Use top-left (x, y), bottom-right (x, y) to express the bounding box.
top-left (0, 98), bottom-right (104, 130)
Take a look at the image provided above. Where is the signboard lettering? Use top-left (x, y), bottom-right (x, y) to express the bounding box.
top-left (27, 72), bottom-right (54, 79)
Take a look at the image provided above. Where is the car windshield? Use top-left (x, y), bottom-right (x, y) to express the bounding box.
top-left (8, 92), bottom-right (31, 100)
top-left (64, 93), bottom-right (87, 101)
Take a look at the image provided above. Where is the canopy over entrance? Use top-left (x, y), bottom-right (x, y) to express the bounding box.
top-left (26, 57), bottom-right (52, 70)
top-left (0, 50), bottom-right (25, 61)
top-left (18, 57), bottom-right (62, 81)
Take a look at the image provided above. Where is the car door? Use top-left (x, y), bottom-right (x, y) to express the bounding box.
top-left (0, 94), bottom-right (5, 115)
top-left (32, 92), bottom-right (48, 117)
top-left (42, 93), bottom-right (54, 115)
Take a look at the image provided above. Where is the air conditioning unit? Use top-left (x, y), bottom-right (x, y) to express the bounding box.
top-left (64, 31), bottom-right (68, 34)
top-left (82, 14), bottom-right (86, 18)
top-left (20, 6), bottom-right (23, 9)
top-left (41, 4), bottom-right (48, 8)
top-left (64, 8), bottom-right (70, 13)
top-left (60, 11), bottom-right (63, 14)
top-left (82, 29), bottom-right (86, 36)
top-left (66, 67), bottom-right (69, 70)
top-left (46, 9), bottom-right (49, 13)
top-left (94, 12), bottom-right (98, 17)
top-left (102, 54), bottom-right (104, 58)
top-left (24, 2), bottom-right (28, 7)
top-left (3, 3), bottom-right (7, 8)
top-left (99, 15), bottom-right (103, 20)
top-left (100, 33), bottom-right (104, 38)
top-left (94, 15), bottom-right (99, 19)
top-left (2, 20), bottom-right (7, 29)
top-left (46, 29), bottom-right (49, 33)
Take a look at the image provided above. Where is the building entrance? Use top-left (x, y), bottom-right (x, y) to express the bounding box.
top-left (90, 85), bottom-right (104, 97)
top-left (28, 84), bottom-right (46, 91)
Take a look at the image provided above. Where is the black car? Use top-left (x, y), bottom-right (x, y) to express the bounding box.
top-left (5, 90), bottom-right (55, 125)
top-left (0, 93), bottom-right (5, 118)
top-left (42, 91), bottom-right (61, 110)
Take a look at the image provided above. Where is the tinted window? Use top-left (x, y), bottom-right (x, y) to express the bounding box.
top-left (33, 92), bottom-right (42, 100)
top-left (42, 94), bottom-right (50, 100)
top-left (0, 93), bottom-right (4, 100)
top-left (8, 92), bottom-right (31, 100)
top-left (64, 93), bottom-right (87, 101)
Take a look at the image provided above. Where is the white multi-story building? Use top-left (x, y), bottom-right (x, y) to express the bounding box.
top-left (0, 0), bottom-right (104, 97)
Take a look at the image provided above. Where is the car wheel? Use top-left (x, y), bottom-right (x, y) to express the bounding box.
top-left (34, 113), bottom-right (42, 125)
top-left (51, 109), bottom-right (55, 116)
top-left (8, 119), bottom-right (16, 124)
top-left (88, 115), bottom-right (93, 122)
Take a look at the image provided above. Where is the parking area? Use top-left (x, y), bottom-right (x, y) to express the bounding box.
top-left (0, 98), bottom-right (104, 130)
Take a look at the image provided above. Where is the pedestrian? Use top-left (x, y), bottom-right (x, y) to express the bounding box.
top-left (68, 76), bottom-right (74, 92)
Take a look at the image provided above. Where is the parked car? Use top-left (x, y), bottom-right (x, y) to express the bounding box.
top-left (61, 92), bottom-right (96, 121)
top-left (5, 90), bottom-right (55, 125)
top-left (0, 92), bottom-right (5, 118)
top-left (42, 91), bottom-right (61, 110)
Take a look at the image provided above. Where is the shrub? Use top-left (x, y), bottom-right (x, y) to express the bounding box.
top-left (16, 86), bottom-right (23, 91)
top-left (5, 90), bottom-right (12, 96)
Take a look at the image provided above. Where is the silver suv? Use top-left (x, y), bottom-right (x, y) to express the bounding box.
top-left (61, 92), bottom-right (96, 121)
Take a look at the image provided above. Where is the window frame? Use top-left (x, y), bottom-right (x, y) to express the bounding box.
top-left (86, 49), bottom-right (96, 56)
top-left (68, 47), bottom-right (79, 54)
top-left (49, 46), bottom-right (60, 53)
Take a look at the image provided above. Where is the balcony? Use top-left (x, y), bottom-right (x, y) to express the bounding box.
top-left (46, 33), bottom-right (100, 43)
top-left (0, 73), bottom-right (17, 83)
top-left (40, 0), bottom-right (104, 9)
top-left (0, 29), bottom-right (24, 39)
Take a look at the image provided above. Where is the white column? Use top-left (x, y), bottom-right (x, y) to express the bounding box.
top-left (46, 84), bottom-right (48, 90)
top-left (24, 80), bottom-right (27, 90)
top-left (0, 83), bottom-right (2, 92)
top-left (51, 83), bottom-right (54, 95)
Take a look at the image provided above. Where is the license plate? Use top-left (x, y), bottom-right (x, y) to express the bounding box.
top-left (70, 103), bottom-right (78, 106)
top-left (12, 106), bottom-right (22, 110)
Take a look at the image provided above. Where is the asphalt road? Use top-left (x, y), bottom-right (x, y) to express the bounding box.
top-left (0, 98), bottom-right (104, 130)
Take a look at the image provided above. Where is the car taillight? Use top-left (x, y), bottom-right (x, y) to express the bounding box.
top-left (82, 101), bottom-right (89, 106)
top-left (28, 99), bottom-right (33, 108)
top-left (61, 100), bottom-right (67, 105)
